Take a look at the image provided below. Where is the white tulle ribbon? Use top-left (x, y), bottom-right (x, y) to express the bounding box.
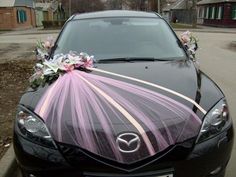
top-left (87, 67), bottom-right (207, 115)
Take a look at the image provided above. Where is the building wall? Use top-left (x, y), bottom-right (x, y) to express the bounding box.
top-left (30, 8), bottom-right (36, 27)
top-left (0, 6), bottom-right (36, 30)
top-left (0, 7), bottom-right (15, 29)
top-left (197, 2), bottom-right (236, 27)
top-left (43, 11), bottom-right (53, 21)
top-left (171, 9), bottom-right (194, 24)
top-left (35, 9), bottom-right (43, 26)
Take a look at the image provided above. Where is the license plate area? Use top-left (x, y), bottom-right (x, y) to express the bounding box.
top-left (155, 174), bottom-right (173, 177)
top-left (85, 172), bottom-right (174, 177)
top-left (85, 175), bottom-right (173, 177)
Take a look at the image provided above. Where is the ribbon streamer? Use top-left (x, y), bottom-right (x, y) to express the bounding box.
top-left (75, 72), bottom-right (155, 155)
top-left (35, 70), bottom-right (202, 163)
top-left (87, 67), bottom-right (207, 115)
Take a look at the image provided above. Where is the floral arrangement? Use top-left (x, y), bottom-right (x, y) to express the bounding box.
top-left (30, 37), bottom-right (94, 88)
top-left (35, 36), bottom-right (54, 61)
top-left (180, 31), bottom-right (198, 59)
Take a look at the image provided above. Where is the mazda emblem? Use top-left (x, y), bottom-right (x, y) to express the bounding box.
top-left (116, 133), bottom-right (141, 153)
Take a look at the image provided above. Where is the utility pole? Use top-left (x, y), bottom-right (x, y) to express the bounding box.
top-left (69, 0), bottom-right (72, 17)
top-left (157, 0), bottom-right (161, 14)
top-left (192, 0), bottom-right (197, 28)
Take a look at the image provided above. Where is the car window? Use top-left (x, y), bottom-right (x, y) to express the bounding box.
top-left (54, 18), bottom-right (185, 60)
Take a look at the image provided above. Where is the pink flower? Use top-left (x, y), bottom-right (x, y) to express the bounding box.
top-left (42, 36), bottom-right (54, 50)
top-left (43, 41), bottom-right (51, 49)
top-left (83, 56), bottom-right (94, 68)
top-left (63, 63), bottom-right (75, 72)
top-left (180, 31), bottom-right (191, 44)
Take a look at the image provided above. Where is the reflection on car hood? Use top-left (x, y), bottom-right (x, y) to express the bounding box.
top-left (20, 60), bottom-right (224, 164)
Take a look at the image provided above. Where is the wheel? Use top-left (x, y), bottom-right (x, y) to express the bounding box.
top-left (20, 169), bottom-right (42, 177)
top-left (20, 169), bottom-right (31, 177)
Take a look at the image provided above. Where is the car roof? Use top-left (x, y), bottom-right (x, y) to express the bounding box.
top-left (73, 10), bottom-right (160, 20)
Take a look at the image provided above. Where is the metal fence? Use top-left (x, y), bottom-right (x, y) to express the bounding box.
top-left (170, 9), bottom-right (194, 24)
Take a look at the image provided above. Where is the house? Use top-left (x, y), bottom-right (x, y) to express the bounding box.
top-left (0, 0), bottom-right (36, 30)
top-left (197, 0), bottom-right (236, 27)
top-left (35, 2), bottom-right (54, 26)
top-left (162, 0), bottom-right (194, 24)
top-left (162, 0), bottom-right (178, 21)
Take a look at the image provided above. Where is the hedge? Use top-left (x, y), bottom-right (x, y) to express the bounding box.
top-left (42, 20), bottom-right (66, 29)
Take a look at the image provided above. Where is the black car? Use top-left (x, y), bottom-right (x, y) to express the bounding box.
top-left (14, 11), bottom-right (233, 177)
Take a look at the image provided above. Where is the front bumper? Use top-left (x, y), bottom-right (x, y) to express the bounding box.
top-left (13, 125), bottom-right (234, 177)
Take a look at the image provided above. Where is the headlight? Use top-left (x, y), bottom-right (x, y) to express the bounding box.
top-left (15, 105), bottom-right (57, 149)
top-left (196, 99), bottom-right (231, 143)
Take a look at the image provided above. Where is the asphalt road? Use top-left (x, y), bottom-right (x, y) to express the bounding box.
top-left (192, 32), bottom-right (236, 177)
top-left (1, 30), bottom-right (235, 177)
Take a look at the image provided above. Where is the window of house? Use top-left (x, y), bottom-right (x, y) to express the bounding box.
top-left (204, 7), bottom-right (207, 18)
top-left (201, 7), bottom-right (205, 18)
top-left (0, 15), bottom-right (3, 24)
top-left (205, 7), bottom-right (209, 19)
top-left (209, 7), bottom-right (212, 19)
top-left (215, 6), bottom-right (218, 19)
top-left (17, 10), bottom-right (27, 23)
top-left (198, 7), bottom-right (205, 18)
top-left (217, 6), bottom-right (223, 19)
top-left (232, 5), bottom-right (236, 20)
top-left (211, 7), bottom-right (215, 19)
top-left (198, 8), bottom-right (201, 18)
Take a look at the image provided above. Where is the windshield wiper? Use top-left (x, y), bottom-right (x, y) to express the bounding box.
top-left (96, 57), bottom-right (171, 63)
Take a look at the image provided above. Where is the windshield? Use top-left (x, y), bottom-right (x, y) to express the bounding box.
top-left (54, 18), bottom-right (185, 60)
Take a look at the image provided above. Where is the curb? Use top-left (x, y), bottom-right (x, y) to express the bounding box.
top-left (2, 31), bottom-right (60, 36)
top-left (174, 28), bottom-right (236, 34)
top-left (0, 145), bottom-right (17, 177)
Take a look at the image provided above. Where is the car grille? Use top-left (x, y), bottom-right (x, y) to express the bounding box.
top-left (58, 142), bottom-right (176, 173)
top-left (83, 169), bottom-right (174, 177)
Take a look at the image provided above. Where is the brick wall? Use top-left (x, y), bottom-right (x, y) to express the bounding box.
top-left (0, 6), bottom-right (36, 30)
top-left (197, 3), bottom-right (236, 28)
top-left (0, 7), bottom-right (14, 29)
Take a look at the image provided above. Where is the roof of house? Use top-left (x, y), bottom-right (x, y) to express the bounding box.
top-left (35, 2), bottom-right (51, 11)
top-left (0, 0), bottom-right (35, 8)
top-left (198, 0), bottom-right (236, 5)
top-left (0, 0), bottom-right (15, 7)
top-left (163, 0), bottom-right (192, 11)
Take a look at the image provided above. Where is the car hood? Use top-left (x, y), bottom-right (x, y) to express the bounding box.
top-left (20, 60), bottom-right (224, 164)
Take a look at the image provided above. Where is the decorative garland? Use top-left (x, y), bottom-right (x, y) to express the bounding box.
top-left (35, 36), bottom-right (54, 61)
top-left (180, 31), bottom-right (199, 59)
top-left (30, 37), bottom-right (94, 88)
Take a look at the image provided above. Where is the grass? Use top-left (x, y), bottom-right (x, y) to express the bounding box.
top-left (170, 23), bottom-right (200, 29)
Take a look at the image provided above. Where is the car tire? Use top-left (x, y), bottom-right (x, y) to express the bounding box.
top-left (20, 169), bottom-right (29, 177)
top-left (20, 169), bottom-right (31, 177)
top-left (20, 169), bottom-right (42, 177)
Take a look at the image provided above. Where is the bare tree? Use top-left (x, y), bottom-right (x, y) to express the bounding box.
top-left (121, 0), bottom-right (150, 11)
top-left (121, 0), bottom-right (167, 12)
top-left (106, 0), bottom-right (122, 10)
top-left (62, 0), bottom-right (105, 15)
